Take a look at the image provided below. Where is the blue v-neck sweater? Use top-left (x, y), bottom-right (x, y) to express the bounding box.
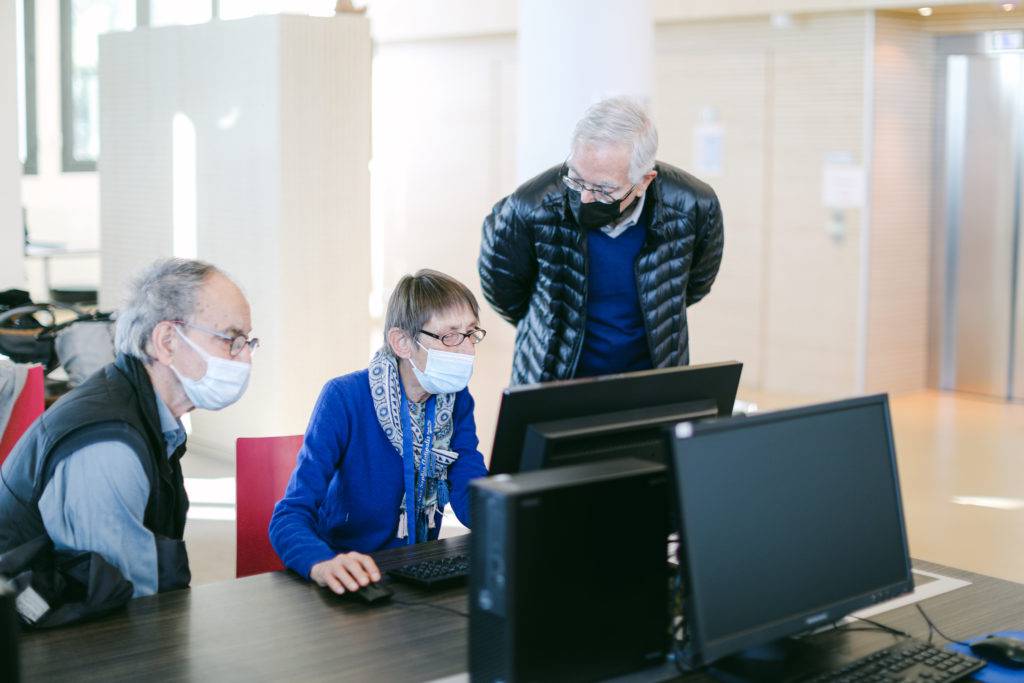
top-left (269, 370), bottom-right (488, 579)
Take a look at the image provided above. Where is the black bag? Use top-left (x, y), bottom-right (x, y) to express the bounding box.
top-left (0, 535), bottom-right (134, 629)
top-left (0, 294), bottom-right (115, 397)
top-left (0, 296), bottom-right (59, 372)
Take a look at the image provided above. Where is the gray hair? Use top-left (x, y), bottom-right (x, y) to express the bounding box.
top-left (384, 269), bottom-right (480, 349)
top-left (114, 258), bottom-right (221, 362)
top-left (569, 96), bottom-right (659, 184)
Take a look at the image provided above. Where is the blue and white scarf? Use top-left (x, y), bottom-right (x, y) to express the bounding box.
top-left (368, 347), bottom-right (459, 541)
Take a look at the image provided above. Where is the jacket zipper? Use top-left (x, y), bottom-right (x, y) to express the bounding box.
top-left (634, 243), bottom-right (659, 365)
top-left (568, 230), bottom-right (590, 377)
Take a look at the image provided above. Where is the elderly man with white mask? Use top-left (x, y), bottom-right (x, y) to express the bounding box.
top-left (479, 96), bottom-right (725, 385)
top-left (0, 258), bottom-right (256, 602)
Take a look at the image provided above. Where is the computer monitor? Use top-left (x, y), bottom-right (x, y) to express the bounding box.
top-left (489, 361), bottom-right (743, 475)
top-left (669, 394), bottom-right (913, 673)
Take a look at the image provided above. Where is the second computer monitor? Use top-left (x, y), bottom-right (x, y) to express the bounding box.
top-left (670, 394), bottom-right (913, 670)
top-left (488, 361), bottom-right (743, 475)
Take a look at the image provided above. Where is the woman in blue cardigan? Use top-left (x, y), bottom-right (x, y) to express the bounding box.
top-left (269, 269), bottom-right (489, 594)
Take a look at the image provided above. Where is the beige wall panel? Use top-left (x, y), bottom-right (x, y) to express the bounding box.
top-left (655, 19), bottom-right (770, 389)
top-left (762, 13), bottom-right (868, 395)
top-left (865, 13), bottom-right (933, 393)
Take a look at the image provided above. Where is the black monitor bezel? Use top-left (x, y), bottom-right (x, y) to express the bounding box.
top-left (669, 394), bottom-right (914, 667)
top-left (489, 361), bottom-right (744, 475)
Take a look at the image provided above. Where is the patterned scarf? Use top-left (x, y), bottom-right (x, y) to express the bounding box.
top-left (368, 347), bottom-right (459, 541)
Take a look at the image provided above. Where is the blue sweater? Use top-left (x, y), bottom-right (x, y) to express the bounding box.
top-left (576, 220), bottom-right (653, 378)
top-left (269, 370), bottom-right (488, 578)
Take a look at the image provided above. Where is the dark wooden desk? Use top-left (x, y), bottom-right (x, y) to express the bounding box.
top-left (18, 536), bottom-right (1024, 682)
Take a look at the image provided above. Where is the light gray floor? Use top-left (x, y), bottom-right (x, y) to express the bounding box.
top-left (181, 453), bottom-right (237, 585)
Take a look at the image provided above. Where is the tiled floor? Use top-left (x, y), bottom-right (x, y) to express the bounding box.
top-left (181, 390), bottom-right (1024, 586)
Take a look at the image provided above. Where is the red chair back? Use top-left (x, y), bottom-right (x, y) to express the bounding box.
top-left (235, 435), bottom-right (303, 578)
top-left (0, 365), bottom-right (45, 466)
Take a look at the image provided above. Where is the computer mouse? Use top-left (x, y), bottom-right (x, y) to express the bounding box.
top-left (350, 582), bottom-right (394, 605)
top-left (969, 636), bottom-right (1024, 668)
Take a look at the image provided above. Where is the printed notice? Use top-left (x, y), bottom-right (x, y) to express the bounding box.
top-left (693, 124), bottom-right (724, 178)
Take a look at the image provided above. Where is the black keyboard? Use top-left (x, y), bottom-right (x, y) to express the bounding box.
top-left (387, 554), bottom-right (470, 588)
top-left (803, 640), bottom-right (985, 683)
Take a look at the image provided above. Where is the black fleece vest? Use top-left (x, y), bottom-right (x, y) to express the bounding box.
top-left (0, 354), bottom-right (190, 592)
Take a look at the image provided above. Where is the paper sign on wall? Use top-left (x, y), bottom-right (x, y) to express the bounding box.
top-left (693, 124), bottom-right (724, 178)
top-left (822, 159), bottom-right (865, 209)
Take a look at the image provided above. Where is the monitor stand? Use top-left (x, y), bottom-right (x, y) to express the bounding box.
top-left (705, 637), bottom-right (835, 683)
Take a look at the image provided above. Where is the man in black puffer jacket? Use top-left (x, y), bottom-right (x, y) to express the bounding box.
top-left (479, 97), bottom-right (724, 385)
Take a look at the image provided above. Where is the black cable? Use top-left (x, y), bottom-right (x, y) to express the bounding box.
top-left (391, 596), bottom-right (469, 618)
top-left (916, 604), bottom-right (971, 646)
top-left (850, 615), bottom-right (912, 639)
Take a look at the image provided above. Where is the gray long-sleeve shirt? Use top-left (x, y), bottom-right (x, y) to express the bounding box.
top-left (37, 395), bottom-right (185, 597)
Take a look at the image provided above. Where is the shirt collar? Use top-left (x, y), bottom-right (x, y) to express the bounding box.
top-left (600, 192), bottom-right (647, 239)
top-left (154, 392), bottom-right (186, 456)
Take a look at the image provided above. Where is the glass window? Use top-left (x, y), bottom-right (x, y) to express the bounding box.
top-left (15, 0), bottom-right (37, 175)
top-left (60, 0), bottom-right (136, 171)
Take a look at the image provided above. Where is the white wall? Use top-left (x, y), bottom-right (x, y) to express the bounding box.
top-left (1, 0), bottom-right (24, 289)
top-left (364, 0), bottom-right (999, 41)
top-left (516, 0), bottom-right (653, 182)
top-left (99, 15), bottom-right (372, 459)
top-left (370, 35), bottom-right (517, 453)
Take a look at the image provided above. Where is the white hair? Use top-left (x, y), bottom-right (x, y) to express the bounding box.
top-left (114, 258), bottom-right (221, 362)
top-left (569, 96), bottom-right (659, 184)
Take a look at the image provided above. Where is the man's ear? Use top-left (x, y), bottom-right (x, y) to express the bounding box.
top-left (387, 327), bottom-right (413, 359)
top-left (640, 169), bottom-right (658, 195)
top-left (148, 321), bottom-right (178, 366)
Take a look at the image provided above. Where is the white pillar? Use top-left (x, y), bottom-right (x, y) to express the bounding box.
top-left (516, 0), bottom-right (653, 183)
top-left (1, 0), bottom-right (25, 288)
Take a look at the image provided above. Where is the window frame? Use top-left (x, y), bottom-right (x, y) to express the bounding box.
top-left (19, 0), bottom-right (38, 176)
top-left (59, 0), bottom-right (149, 172)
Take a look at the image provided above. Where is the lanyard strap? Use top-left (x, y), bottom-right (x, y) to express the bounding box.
top-left (400, 393), bottom-right (436, 545)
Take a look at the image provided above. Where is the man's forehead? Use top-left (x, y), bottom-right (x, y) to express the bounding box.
top-left (194, 275), bottom-right (252, 332)
top-left (569, 144), bottom-right (631, 186)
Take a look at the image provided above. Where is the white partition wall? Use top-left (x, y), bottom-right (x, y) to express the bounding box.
top-left (1, 0), bottom-right (23, 289)
top-left (99, 14), bottom-right (372, 459)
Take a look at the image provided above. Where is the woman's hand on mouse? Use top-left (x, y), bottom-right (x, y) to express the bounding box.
top-left (311, 552), bottom-right (382, 594)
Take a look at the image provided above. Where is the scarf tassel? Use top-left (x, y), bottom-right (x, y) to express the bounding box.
top-left (438, 480), bottom-right (450, 511)
top-left (397, 510), bottom-right (408, 540)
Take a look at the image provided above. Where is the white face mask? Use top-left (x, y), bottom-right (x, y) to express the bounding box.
top-left (410, 341), bottom-right (475, 395)
top-left (170, 327), bottom-right (251, 410)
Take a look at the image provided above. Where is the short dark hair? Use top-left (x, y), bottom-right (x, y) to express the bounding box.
top-left (384, 269), bottom-right (480, 348)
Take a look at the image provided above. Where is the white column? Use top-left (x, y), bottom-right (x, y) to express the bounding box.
top-left (99, 15), bottom-right (372, 458)
top-left (516, 0), bottom-right (653, 183)
top-left (1, 0), bottom-right (24, 288)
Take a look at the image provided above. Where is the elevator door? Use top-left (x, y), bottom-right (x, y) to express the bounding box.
top-left (937, 44), bottom-right (1024, 400)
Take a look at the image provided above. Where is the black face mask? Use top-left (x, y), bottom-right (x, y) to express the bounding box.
top-left (567, 188), bottom-right (639, 231)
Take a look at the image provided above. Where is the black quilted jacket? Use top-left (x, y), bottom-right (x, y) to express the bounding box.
top-left (478, 161), bottom-right (724, 385)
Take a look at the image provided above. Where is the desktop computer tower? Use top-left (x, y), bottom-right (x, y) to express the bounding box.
top-left (469, 458), bottom-right (669, 682)
top-left (1, 579), bottom-right (18, 682)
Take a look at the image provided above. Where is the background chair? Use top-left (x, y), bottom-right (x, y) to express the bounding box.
top-left (0, 364), bottom-right (45, 466)
top-left (235, 434), bottom-right (303, 578)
